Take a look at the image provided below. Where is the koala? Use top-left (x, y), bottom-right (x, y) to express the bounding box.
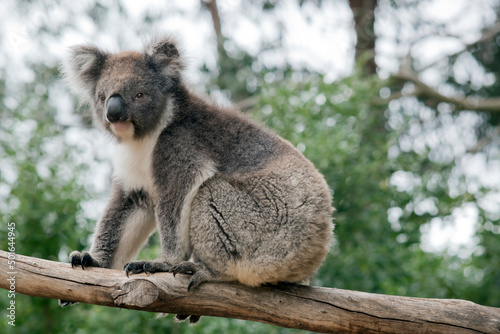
top-left (62, 35), bottom-right (333, 301)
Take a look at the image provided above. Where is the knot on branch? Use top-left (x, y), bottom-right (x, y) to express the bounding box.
top-left (112, 279), bottom-right (160, 308)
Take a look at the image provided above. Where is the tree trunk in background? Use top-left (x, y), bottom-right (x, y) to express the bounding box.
top-left (350, 0), bottom-right (378, 74)
top-left (202, 0), bottom-right (224, 52)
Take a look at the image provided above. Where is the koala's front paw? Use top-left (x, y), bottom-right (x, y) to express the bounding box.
top-left (61, 251), bottom-right (99, 307)
top-left (69, 251), bottom-right (100, 270)
top-left (123, 260), bottom-right (172, 277)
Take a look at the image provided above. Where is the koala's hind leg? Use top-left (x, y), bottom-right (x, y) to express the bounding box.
top-left (188, 176), bottom-right (266, 286)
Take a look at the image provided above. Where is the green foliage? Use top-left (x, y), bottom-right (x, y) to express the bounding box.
top-left (0, 65), bottom-right (87, 256)
top-left (202, 41), bottom-right (261, 103)
top-left (0, 64), bottom-right (93, 333)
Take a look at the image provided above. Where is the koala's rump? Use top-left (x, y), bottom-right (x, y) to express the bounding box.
top-left (189, 153), bottom-right (333, 287)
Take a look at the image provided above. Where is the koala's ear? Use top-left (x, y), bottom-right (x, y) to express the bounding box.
top-left (145, 35), bottom-right (185, 78)
top-left (61, 44), bottom-right (107, 102)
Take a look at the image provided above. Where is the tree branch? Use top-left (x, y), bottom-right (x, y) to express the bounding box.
top-left (463, 20), bottom-right (500, 53)
top-left (468, 125), bottom-right (500, 153)
top-left (391, 60), bottom-right (500, 112)
top-left (410, 20), bottom-right (500, 74)
top-left (391, 21), bottom-right (500, 110)
top-left (2, 251), bottom-right (500, 333)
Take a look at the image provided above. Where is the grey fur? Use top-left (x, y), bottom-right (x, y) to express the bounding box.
top-left (62, 35), bottom-right (334, 293)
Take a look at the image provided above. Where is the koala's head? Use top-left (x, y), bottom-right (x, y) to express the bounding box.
top-left (62, 35), bottom-right (184, 140)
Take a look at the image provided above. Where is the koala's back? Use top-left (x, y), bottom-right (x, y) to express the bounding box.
top-left (157, 91), bottom-right (283, 176)
top-left (167, 90), bottom-right (334, 286)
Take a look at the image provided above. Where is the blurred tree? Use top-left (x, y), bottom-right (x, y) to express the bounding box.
top-left (0, 64), bottom-right (91, 333)
top-left (201, 0), bottom-right (262, 104)
top-left (381, 2), bottom-right (500, 307)
top-left (350, 0), bottom-right (377, 74)
top-left (446, 19), bottom-right (500, 307)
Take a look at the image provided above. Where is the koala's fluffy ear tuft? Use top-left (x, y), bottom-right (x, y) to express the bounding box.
top-left (145, 35), bottom-right (185, 78)
top-left (61, 44), bottom-right (107, 102)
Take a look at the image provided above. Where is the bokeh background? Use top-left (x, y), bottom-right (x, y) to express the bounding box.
top-left (1, 0), bottom-right (499, 333)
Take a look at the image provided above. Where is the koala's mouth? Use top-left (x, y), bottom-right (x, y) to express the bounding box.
top-left (110, 121), bottom-right (134, 135)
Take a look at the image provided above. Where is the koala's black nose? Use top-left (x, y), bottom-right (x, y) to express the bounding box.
top-left (106, 95), bottom-right (128, 123)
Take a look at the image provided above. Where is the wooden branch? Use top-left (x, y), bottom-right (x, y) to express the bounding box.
top-left (389, 21), bottom-right (500, 113)
top-left (391, 68), bottom-right (500, 113)
top-left (1, 251), bottom-right (500, 333)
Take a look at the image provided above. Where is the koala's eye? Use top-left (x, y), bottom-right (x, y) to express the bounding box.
top-left (99, 95), bottom-right (106, 103)
top-left (134, 93), bottom-right (144, 101)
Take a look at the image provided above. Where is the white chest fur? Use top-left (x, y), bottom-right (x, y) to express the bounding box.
top-left (112, 134), bottom-right (159, 197)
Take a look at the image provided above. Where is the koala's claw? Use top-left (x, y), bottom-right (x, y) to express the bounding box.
top-left (170, 262), bottom-right (210, 292)
top-left (59, 300), bottom-right (79, 307)
top-left (70, 252), bottom-right (81, 269)
top-left (123, 261), bottom-right (172, 277)
top-left (143, 262), bottom-right (154, 274)
top-left (170, 262), bottom-right (199, 277)
top-left (69, 251), bottom-right (99, 270)
top-left (175, 314), bottom-right (201, 324)
top-left (170, 265), bottom-right (189, 277)
top-left (123, 262), bottom-right (145, 277)
top-left (187, 280), bottom-right (197, 292)
top-left (81, 252), bottom-right (95, 269)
